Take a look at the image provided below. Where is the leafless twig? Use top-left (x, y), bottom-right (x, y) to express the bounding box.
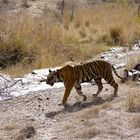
top-left (0, 74), bottom-right (11, 82)
top-left (0, 75), bottom-right (23, 100)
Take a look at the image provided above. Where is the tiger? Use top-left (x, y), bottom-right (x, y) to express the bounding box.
top-left (40, 60), bottom-right (124, 106)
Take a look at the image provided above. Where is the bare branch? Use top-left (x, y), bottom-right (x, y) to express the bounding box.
top-left (0, 74), bottom-right (11, 82)
top-left (61, 0), bottom-right (65, 16)
top-left (0, 75), bottom-right (23, 100)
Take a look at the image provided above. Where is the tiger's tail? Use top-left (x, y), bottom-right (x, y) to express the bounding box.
top-left (112, 65), bottom-right (124, 80)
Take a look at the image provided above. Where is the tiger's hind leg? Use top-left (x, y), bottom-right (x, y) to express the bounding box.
top-left (74, 83), bottom-right (87, 101)
top-left (105, 76), bottom-right (118, 97)
top-left (93, 78), bottom-right (103, 97)
top-left (111, 82), bottom-right (118, 97)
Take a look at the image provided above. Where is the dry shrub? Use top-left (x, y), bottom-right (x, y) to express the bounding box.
top-left (109, 25), bottom-right (125, 45)
top-left (15, 125), bottom-right (36, 140)
top-left (126, 55), bottom-right (140, 69)
top-left (1, 10), bottom-right (106, 73)
top-left (63, 115), bottom-right (99, 138)
top-left (3, 123), bottom-right (18, 131)
top-left (100, 102), bottom-right (111, 109)
top-left (78, 102), bottom-right (110, 120)
top-left (79, 28), bottom-right (87, 38)
top-left (80, 107), bottom-right (100, 119)
top-left (0, 3), bottom-right (140, 76)
top-left (132, 26), bottom-right (140, 43)
top-left (74, 19), bottom-right (81, 29)
top-left (135, 16), bottom-right (140, 25)
top-left (0, 13), bottom-right (43, 68)
top-left (63, 122), bottom-right (73, 130)
top-left (3, 64), bottom-right (34, 77)
top-left (75, 126), bottom-right (99, 139)
top-left (72, 7), bottom-right (85, 29)
top-left (96, 33), bottom-right (109, 44)
top-left (71, 4), bottom-right (139, 46)
top-left (62, 102), bottom-right (110, 138)
top-left (125, 89), bottom-right (140, 112)
top-left (63, 11), bottom-right (71, 30)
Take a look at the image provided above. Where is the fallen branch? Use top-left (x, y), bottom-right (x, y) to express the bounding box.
top-left (0, 74), bottom-right (11, 82)
top-left (0, 75), bottom-right (23, 100)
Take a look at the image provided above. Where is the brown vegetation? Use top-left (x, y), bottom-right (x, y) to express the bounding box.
top-left (0, 3), bottom-right (140, 76)
top-left (125, 88), bottom-right (140, 112)
top-left (126, 55), bottom-right (140, 69)
top-left (15, 125), bottom-right (36, 140)
top-left (130, 115), bottom-right (140, 128)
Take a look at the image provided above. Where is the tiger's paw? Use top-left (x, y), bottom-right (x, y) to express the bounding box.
top-left (83, 96), bottom-right (87, 101)
top-left (58, 102), bottom-right (68, 107)
top-left (92, 94), bottom-right (98, 98)
top-left (58, 102), bottom-right (63, 106)
top-left (113, 94), bottom-right (118, 98)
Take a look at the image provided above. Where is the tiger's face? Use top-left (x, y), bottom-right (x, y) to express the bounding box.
top-left (46, 69), bottom-right (57, 86)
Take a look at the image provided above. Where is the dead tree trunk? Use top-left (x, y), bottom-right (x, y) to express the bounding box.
top-left (61, 0), bottom-right (65, 16)
top-left (70, 3), bottom-right (74, 21)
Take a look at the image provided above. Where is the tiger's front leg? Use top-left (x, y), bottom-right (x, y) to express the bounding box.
top-left (75, 83), bottom-right (87, 101)
top-left (93, 78), bottom-right (103, 97)
top-left (58, 84), bottom-right (74, 106)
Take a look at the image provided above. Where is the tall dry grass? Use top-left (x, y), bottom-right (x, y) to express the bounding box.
top-left (0, 3), bottom-right (140, 76)
top-left (125, 88), bottom-right (140, 112)
top-left (126, 55), bottom-right (140, 69)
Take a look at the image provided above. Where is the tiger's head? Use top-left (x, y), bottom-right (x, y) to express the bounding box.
top-left (45, 69), bottom-right (58, 86)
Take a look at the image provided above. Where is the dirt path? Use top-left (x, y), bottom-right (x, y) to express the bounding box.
top-left (0, 82), bottom-right (139, 140)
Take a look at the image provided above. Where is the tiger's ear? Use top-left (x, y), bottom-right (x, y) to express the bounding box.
top-left (124, 69), bottom-right (129, 77)
top-left (49, 69), bottom-right (52, 73)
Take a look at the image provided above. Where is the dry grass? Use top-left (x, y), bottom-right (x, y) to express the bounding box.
top-left (109, 25), bottom-right (125, 45)
top-left (63, 122), bottom-right (73, 130)
top-left (0, 11), bottom-right (109, 77)
top-left (65, 117), bottom-right (99, 139)
top-left (75, 126), bottom-right (99, 139)
top-left (126, 55), bottom-right (140, 69)
top-left (125, 89), bottom-right (140, 112)
top-left (3, 123), bottom-right (19, 131)
top-left (79, 106), bottom-right (100, 119)
top-left (79, 102), bottom-right (111, 119)
top-left (15, 125), bottom-right (36, 140)
top-left (130, 115), bottom-right (140, 128)
top-left (62, 113), bottom-right (99, 139)
top-left (0, 3), bottom-right (140, 76)
top-left (62, 102), bottom-right (111, 139)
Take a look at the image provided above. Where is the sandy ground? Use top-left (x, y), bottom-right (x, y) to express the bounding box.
top-left (0, 82), bottom-right (139, 140)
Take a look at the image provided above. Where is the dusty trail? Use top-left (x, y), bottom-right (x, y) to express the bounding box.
top-left (0, 82), bottom-right (140, 140)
